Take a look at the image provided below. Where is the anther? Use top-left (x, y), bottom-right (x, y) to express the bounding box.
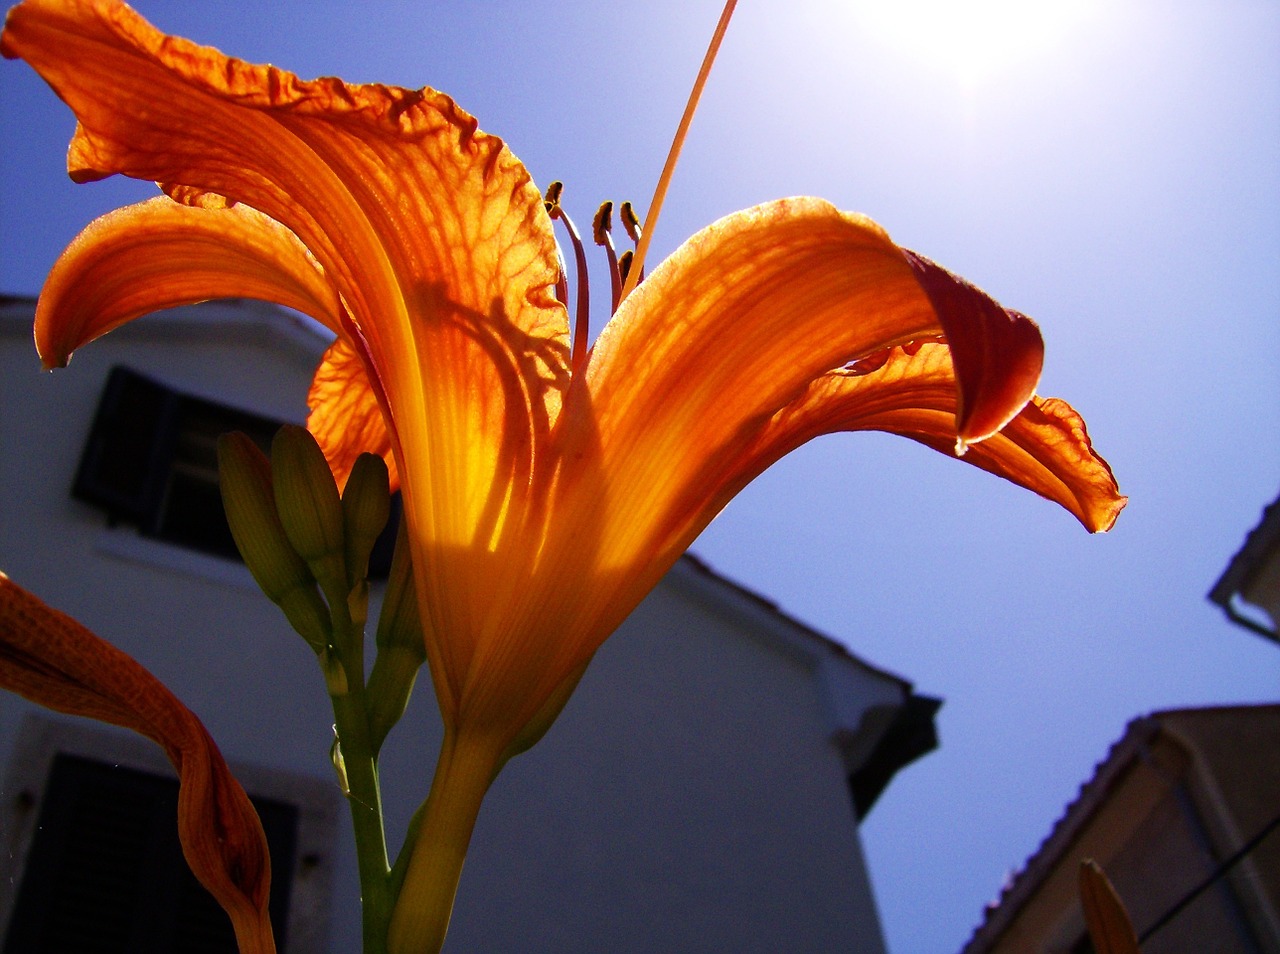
top-left (593, 201), bottom-right (623, 313)
top-left (620, 202), bottom-right (642, 244)
top-left (617, 250), bottom-right (635, 287)
top-left (544, 183), bottom-right (571, 310)
top-left (545, 181), bottom-right (591, 368)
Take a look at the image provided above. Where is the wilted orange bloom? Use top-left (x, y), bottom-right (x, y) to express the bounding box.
top-left (3, 0), bottom-right (1124, 948)
top-left (0, 573), bottom-right (274, 954)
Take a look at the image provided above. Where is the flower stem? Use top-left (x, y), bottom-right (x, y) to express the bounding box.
top-left (331, 685), bottom-right (393, 954)
top-left (324, 579), bottom-right (393, 954)
top-left (386, 728), bottom-right (501, 954)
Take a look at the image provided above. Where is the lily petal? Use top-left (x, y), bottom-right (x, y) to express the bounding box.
top-left (441, 200), bottom-right (1054, 738)
top-left (740, 341), bottom-right (1126, 532)
top-left (307, 336), bottom-right (398, 493)
top-left (902, 249), bottom-right (1044, 442)
top-left (577, 198), bottom-right (1043, 575)
top-left (35, 195), bottom-right (340, 368)
top-left (3, 0), bottom-right (571, 582)
top-left (0, 573), bottom-right (275, 954)
top-left (1, 0), bottom-right (569, 401)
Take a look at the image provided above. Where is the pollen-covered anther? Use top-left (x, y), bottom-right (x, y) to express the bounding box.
top-left (591, 201), bottom-right (613, 245)
top-left (542, 180), bottom-right (565, 214)
top-left (617, 250), bottom-right (635, 287)
top-left (620, 201), bottom-right (642, 244)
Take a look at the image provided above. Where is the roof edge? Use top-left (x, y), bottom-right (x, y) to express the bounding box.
top-left (0, 295), bottom-right (332, 362)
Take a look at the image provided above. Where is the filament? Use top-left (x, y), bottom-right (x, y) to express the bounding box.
top-left (545, 182), bottom-right (591, 367)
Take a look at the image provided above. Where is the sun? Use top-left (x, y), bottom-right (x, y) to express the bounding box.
top-left (848, 0), bottom-right (1101, 87)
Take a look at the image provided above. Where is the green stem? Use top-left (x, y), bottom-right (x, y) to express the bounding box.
top-left (323, 575), bottom-right (394, 954)
top-left (332, 686), bottom-right (393, 954)
top-left (386, 728), bottom-right (501, 954)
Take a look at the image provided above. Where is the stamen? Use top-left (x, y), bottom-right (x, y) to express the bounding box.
top-left (592, 201), bottom-right (623, 313)
top-left (620, 0), bottom-right (738, 301)
top-left (619, 202), bottom-right (645, 286)
top-left (545, 181), bottom-right (591, 367)
top-left (544, 184), bottom-right (572, 307)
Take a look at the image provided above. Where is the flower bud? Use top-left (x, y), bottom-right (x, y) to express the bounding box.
top-left (271, 425), bottom-right (347, 594)
top-left (217, 433), bottom-right (330, 651)
top-left (366, 520), bottom-right (426, 753)
top-left (342, 452), bottom-right (391, 589)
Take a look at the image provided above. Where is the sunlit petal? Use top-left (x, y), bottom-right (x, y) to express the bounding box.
top-left (3, 1), bottom-right (583, 639)
top-left (0, 573), bottom-right (275, 954)
top-left (2, 0), bottom-right (568, 386)
top-left (740, 342), bottom-right (1126, 532)
top-left (308, 336), bottom-right (398, 492)
top-left (443, 201), bottom-right (1054, 739)
top-left (35, 195), bottom-right (339, 368)
top-left (577, 198), bottom-right (1042, 575)
top-left (902, 249), bottom-right (1043, 441)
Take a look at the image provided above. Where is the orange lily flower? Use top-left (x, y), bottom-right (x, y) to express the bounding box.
top-left (0, 573), bottom-right (275, 954)
top-left (3, 1), bottom-right (1125, 949)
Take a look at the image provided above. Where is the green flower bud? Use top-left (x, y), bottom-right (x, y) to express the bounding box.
top-left (272, 425), bottom-right (347, 593)
top-left (366, 519), bottom-right (426, 753)
top-left (342, 452), bottom-right (391, 589)
top-left (366, 646), bottom-right (424, 754)
top-left (375, 519), bottom-right (424, 655)
top-left (277, 588), bottom-right (334, 654)
top-left (218, 432), bottom-right (330, 651)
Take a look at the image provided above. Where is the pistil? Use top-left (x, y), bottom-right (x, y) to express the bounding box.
top-left (620, 0), bottom-right (737, 301)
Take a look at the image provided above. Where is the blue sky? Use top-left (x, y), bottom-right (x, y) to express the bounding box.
top-left (3, 2), bottom-right (1279, 951)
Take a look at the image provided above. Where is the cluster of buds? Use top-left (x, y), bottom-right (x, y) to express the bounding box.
top-left (217, 427), bottom-right (425, 754)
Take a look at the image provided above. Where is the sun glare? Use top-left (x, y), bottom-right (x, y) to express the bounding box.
top-left (850, 0), bottom-right (1100, 86)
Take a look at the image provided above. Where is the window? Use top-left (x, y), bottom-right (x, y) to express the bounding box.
top-left (4, 754), bottom-right (295, 953)
top-left (73, 366), bottom-right (398, 573)
top-left (0, 717), bottom-right (338, 954)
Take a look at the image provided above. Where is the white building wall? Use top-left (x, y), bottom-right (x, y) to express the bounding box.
top-left (0, 299), bottom-right (898, 953)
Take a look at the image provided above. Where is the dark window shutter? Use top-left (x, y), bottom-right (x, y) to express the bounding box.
top-left (72, 367), bottom-right (182, 525)
top-left (3, 754), bottom-right (297, 954)
top-left (71, 365), bottom-right (400, 575)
